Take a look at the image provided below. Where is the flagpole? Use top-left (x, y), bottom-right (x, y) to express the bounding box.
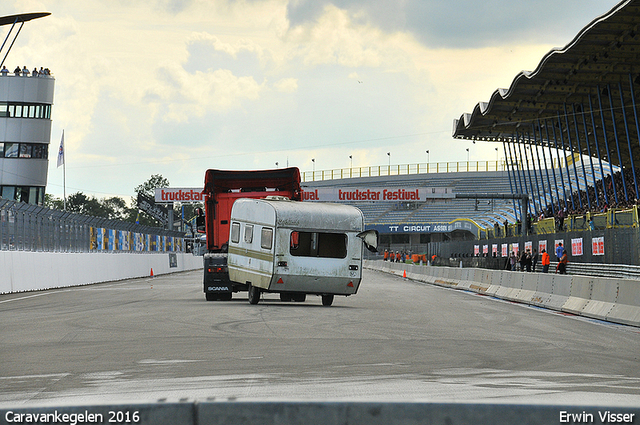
top-left (57, 129), bottom-right (66, 211)
top-left (63, 152), bottom-right (66, 211)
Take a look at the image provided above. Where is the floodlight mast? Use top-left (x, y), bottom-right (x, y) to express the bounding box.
top-left (455, 193), bottom-right (531, 236)
top-left (0, 12), bottom-right (51, 68)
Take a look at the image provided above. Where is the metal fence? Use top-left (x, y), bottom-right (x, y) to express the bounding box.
top-left (0, 199), bottom-right (186, 253)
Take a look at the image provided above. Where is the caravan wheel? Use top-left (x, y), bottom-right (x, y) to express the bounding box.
top-left (321, 294), bottom-right (334, 306)
top-left (248, 285), bottom-right (261, 305)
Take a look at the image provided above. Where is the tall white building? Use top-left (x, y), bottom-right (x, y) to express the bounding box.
top-left (0, 12), bottom-right (53, 205)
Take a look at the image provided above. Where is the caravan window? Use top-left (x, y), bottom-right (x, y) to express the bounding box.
top-left (244, 224), bottom-right (254, 243)
top-left (290, 231), bottom-right (347, 259)
top-left (261, 227), bottom-right (273, 250)
top-left (230, 222), bottom-right (240, 243)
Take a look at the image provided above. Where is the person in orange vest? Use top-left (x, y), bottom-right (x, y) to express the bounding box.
top-left (383, 249), bottom-right (389, 261)
top-left (395, 251), bottom-right (401, 262)
top-left (556, 251), bottom-right (568, 274)
top-left (541, 249), bottom-right (550, 273)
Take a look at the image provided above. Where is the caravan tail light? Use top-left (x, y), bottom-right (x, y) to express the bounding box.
top-left (208, 266), bottom-right (227, 273)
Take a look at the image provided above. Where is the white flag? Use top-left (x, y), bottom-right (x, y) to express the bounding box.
top-left (57, 130), bottom-right (64, 168)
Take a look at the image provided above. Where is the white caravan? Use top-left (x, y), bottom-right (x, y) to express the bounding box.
top-left (227, 197), bottom-right (377, 306)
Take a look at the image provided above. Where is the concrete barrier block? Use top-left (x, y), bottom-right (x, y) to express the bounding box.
top-left (515, 273), bottom-right (538, 304)
top-left (543, 274), bottom-right (572, 311)
top-left (485, 270), bottom-right (503, 296)
top-left (467, 269), bottom-right (488, 293)
top-left (0, 251), bottom-right (202, 294)
top-left (607, 280), bottom-right (640, 326)
top-left (531, 274), bottom-right (554, 306)
top-left (562, 276), bottom-right (593, 315)
top-left (434, 266), bottom-right (458, 288)
top-left (582, 277), bottom-right (619, 321)
top-left (494, 271), bottom-right (523, 301)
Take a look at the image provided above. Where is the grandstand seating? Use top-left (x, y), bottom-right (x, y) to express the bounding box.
top-left (303, 165), bottom-right (601, 230)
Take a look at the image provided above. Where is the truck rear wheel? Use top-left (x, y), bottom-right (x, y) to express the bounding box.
top-left (248, 285), bottom-right (261, 305)
top-left (321, 294), bottom-right (334, 306)
top-left (292, 293), bottom-right (306, 302)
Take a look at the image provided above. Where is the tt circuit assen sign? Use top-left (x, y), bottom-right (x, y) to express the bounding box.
top-left (365, 219), bottom-right (480, 238)
top-left (301, 187), bottom-right (454, 202)
top-left (155, 188), bottom-right (204, 203)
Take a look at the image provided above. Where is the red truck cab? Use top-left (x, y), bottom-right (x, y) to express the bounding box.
top-left (202, 168), bottom-right (301, 300)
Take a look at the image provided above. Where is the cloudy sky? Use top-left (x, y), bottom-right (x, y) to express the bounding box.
top-left (4, 0), bottom-right (621, 200)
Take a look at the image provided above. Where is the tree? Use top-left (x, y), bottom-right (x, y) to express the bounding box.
top-left (134, 174), bottom-right (170, 199)
top-left (133, 174), bottom-right (171, 227)
top-left (45, 192), bottom-right (135, 221)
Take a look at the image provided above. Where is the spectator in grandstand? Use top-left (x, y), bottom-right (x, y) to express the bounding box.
top-left (0, 66), bottom-right (8, 76)
top-left (13, 66), bottom-right (20, 76)
top-left (541, 249), bottom-right (550, 273)
top-left (21, 66), bottom-right (29, 76)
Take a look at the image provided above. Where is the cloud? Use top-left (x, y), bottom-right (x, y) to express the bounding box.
top-left (286, 0), bottom-right (622, 49)
top-left (273, 77), bottom-right (298, 92)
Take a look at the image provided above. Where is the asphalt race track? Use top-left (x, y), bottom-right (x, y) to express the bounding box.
top-left (1, 268), bottom-right (639, 407)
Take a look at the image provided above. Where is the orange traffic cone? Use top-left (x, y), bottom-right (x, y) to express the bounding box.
top-left (150, 268), bottom-right (154, 277)
top-left (403, 270), bottom-right (407, 278)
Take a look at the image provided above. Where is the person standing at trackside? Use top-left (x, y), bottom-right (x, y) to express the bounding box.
top-left (383, 249), bottom-right (389, 261)
top-left (557, 251), bottom-right (569, 274)
top-left (523, 249), bottom-right (532, 272)
top-left (509, 251), bottom-right (517, 271)
top-left (531, 248), bottom-right (538, 272)
top-left (541, 249), bottom-right (550, 273)
top-left (555, 242), bottom-right (565, 262)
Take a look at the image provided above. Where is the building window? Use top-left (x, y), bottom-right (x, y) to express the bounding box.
top-left (0, 102), bottom-right (51, 119)
top-left (1, 143), bottom-right (48, 159)
top-left (0, 185), bottom-right (45, 205)
top-left (4, 143), bottom-right (18, 158)
top-left (19, 144), bottom-right (32, 158)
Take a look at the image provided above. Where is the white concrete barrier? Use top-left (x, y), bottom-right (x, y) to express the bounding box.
top-left (494, 271), bottom-right (523, 301)
top-left (582, 277), bottom-right (619, 321)
top-left (562, 276), bottom-right (593, 315)
top-left (544, 274), bottom-right (572, 311)
top-left (515, 273), bottom-right (539, 304)
top-left (607, 280), bottom-right (640, 326)
top-left (0, 251), bottom-right (202, 294)
top-left (531, 274), bottom-right (554, 306)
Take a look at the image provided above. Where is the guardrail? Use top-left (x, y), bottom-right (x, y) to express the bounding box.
top-left (366, 260), bottom-right (640, 328)
top-left (2, 402), bottom-right (638, 425)
top-left (302, 160), bottom-right (506, 182)
top-left (0, 199), bottom-right (185, 253)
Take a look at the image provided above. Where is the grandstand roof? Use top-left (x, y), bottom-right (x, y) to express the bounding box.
top-left (0, 12), bottom-right (50, 27)
top-left (452, 0), bottom-right (640, 168)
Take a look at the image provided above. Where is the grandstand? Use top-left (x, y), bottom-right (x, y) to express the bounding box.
top-left (303, 168), bottom-right (516, 242)
top-left (303, 161), bottom-right (605, 229)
